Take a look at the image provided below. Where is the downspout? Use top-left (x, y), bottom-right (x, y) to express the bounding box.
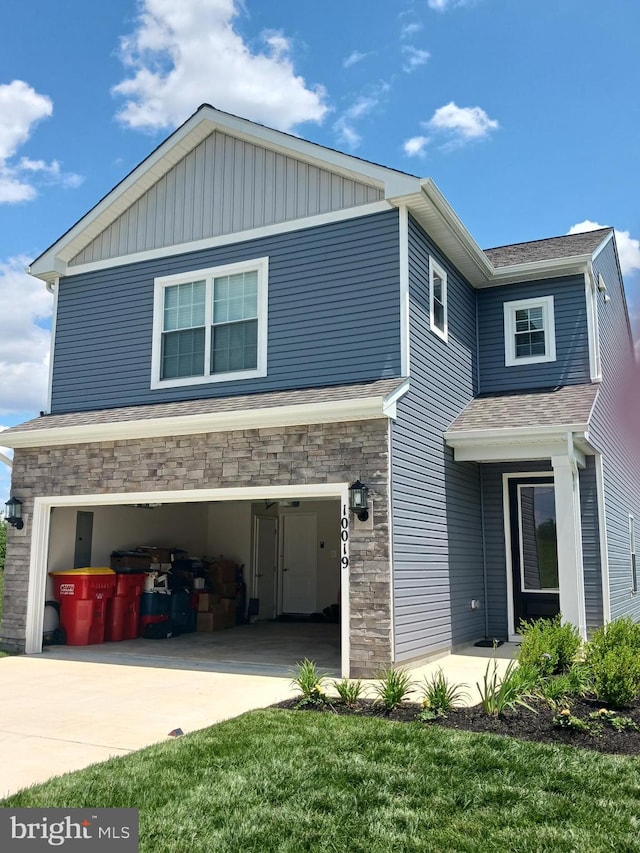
top-left (44, 276), bottom-right (59, 415)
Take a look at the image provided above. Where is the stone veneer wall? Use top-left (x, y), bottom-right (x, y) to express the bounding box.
top-left (1, 419), bottom-right (392, 677)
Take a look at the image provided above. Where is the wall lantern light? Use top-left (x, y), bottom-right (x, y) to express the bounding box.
top-left (349, 480), bottom-right (369, 522)
top-left (5, 496), bottom-right (24, 530)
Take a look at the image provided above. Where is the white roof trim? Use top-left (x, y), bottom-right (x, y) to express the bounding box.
top-left (590, 230), bottom-right (614, 262)
top-left (444, 424), bottom-right (594, 464)
top-left (444, 422), bottom-right (590, 444)
top-left (1, 389), bottom-right (406, 449)
top-left (29, 105), bottom-right (420, 280)
top-left (0, 450), bottom-right (12, 469)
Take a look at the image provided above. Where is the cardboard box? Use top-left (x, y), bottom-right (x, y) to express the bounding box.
top-left (218, 582), bottom-right (237, 598)
top-left (220, 597), bottom-right (237, 628)
top-left (212, 561), bottom-right (237, 584)
top-left (197, 609), bottom-right (225, 632)
top-left (197, 592), bottom-right (220, 612)
top-left (110, 554), bottom-right (151, 571)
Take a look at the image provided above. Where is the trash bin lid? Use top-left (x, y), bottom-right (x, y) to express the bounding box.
top-left (49, 567), bottom-right (115, 575)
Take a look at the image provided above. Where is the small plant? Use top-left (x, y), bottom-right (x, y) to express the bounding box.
top-left (477, 659), bottom-right (537, 717)
top-left (290, 659), bottom-right (328, 706)
top-left (333, 678), bottom-right (364, 706)
top-left (552, 708), bottom-right (590, 732)
top-left (517, 615), bottom-right (581, 676)
top-left (419, 668), bottom-right (469, 714)
top-left (418, 706), bottom-right (444, 722)
top-left (372, 667), bottom-right (415, 711)
top-left (536, 674), bottom-right (574, 711)
top-left (585, 619), bottom-right (640, 707)
top-left (589, 708), bottom-right (640, 732)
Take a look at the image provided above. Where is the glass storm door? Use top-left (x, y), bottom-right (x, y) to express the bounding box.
top-left (508, 477), bottom-right (560, 630)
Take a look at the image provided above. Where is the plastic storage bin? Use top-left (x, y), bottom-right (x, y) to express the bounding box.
top-left (105, 572), bottom-right (146, 642)
top-left (50, 568), bottom-right (116, 646)
top-left (139, 592), bottom-right (171, 636)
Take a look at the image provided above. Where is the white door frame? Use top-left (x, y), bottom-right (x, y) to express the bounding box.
top-left (503, 471), bottom-right (557, 642)
top-left (25, 483), bottom-right (352, 676)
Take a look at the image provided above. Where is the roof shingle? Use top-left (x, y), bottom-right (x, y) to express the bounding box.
top-left (484, 228), bottom-right (612, 268)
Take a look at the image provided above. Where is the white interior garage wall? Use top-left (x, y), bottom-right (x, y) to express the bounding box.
top-left (46, 503), bottom-right (209, 596)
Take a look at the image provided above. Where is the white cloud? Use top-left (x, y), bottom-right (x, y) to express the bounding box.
top-left (113, 0), bottom-right (328, 133)
top-left (568, 220), bottom-right (640, 277)
top-left (427, 101), bottom-right (499, 145)
top-left (333, 92), bottom-right (386, 150)
top-left (428, 0), bottom-right (474, 10)
top-left (402, 46), bottom-right (430, 73)
top-left (0, 257), bottom-right (52, 416)
top-left (343, 50), bottom-right (369, 69)
top-left (0, 80), bottom-right (82, 203)
top-left (403, 135), bottom-right (429, 157)
top-left (401, 22), bottom-right (423, 39)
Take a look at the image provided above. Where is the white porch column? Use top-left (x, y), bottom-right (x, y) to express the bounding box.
top-left (551, 452), bottom-right (587, 639)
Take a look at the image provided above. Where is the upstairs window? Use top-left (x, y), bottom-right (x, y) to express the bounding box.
top-left (429, 256), bottom-right (448, 342)
top-left (631, 514), bottom-right (637, 594)
top-left (504, 295), bottom-right (556, 367)
top-left (151, 257), bottom-right (268, 388)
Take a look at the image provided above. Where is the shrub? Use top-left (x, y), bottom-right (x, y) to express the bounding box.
top-left (588, 646), bottom-right (640, 708)
top-left (477, 659), bottom-right (537, 717)
top-left (372, 667), bottom-right (415, 711)
top-left (419, 668), bottom-right (469, 713)
top-left (536, 664), bottom-right (592, 710)
top-left (290, 659), bottom-right (328, 706)
top-left (585, 618), bottom-right (640, 708)
top-left (517, 615), bottom-right (581, 676)
top-left (333, 678), bottom-right (364, 706)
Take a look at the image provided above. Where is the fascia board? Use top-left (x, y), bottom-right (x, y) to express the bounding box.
top-left (444, 423), bottom-right (590, 445)
top-left (590, 230), bottom-right (614, 262)
top-left (483, 256), bottom-right (591, 287)
top-left (1, 395), bottom-right (396, 449)
top-left (382, 378), bottom-right (410, 418)
top-left (0, 450), bottom-right (13, 468)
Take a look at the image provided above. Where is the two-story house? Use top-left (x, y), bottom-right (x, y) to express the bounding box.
top-left (1, 105), bottom-right (638, 677)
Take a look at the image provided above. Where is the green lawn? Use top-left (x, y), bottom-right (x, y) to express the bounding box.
top-left (2, 709), bottom-right (640, 852)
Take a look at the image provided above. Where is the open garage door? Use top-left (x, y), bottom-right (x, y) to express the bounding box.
top-left (27, 486), bottom-right (348, 676)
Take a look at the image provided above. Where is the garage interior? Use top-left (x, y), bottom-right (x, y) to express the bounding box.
top-left (42, 498), bottom-right (342, 675)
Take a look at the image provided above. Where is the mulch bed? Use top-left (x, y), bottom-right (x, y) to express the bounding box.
top-left (274, 696), bottom-right (640, 756)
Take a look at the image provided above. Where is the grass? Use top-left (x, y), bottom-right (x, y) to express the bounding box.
top-left (2, 709), bottom-right (640, 852)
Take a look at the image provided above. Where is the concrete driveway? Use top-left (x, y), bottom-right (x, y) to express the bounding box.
top-left (0, 655), bottom-right (294, 798)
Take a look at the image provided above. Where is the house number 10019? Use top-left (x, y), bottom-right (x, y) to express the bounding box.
top-left (341, 503), bottom-right (349, 569)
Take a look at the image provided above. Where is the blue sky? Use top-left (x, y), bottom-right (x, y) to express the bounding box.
top-left (1, 0), bottom-right (639, 502)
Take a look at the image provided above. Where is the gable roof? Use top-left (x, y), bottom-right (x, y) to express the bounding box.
top-left (484, 228), bottom-right (612, 268)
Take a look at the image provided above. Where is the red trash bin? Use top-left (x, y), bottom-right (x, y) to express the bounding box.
top-left (50, 568), bottom-right (116, 645)
top-left (105, 573), bottom-right (146, 642)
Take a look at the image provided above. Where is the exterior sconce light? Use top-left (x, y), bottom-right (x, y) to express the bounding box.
top-left (5, 496), bottom-right (24, 530)
top-left (349, 480), bottom-right (369, 522)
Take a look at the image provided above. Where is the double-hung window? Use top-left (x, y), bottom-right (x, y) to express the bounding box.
top-left (630, 514), bottom-right (637, 594)
top-left (429, 256), bottom-right (448, 341)
top-left (151, 257), bottom-right (268, 388)
top-left (503, 295), bottom-right (556, 367)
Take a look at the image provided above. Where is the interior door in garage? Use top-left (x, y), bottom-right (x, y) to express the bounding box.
top-left (254, 515), bottom-right (277, 619)
top-left (281, 513), bottom-right (317, 614)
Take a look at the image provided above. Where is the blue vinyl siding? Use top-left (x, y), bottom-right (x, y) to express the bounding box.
top-left (580, 456), bottom-right (603, 631)
top-left (391, 216), bottom-right (484, 662)
top-left (588, 238), bottom-right (640, 622)
top-left (51, 210), bottom-right (401, 412)
top-left (477, 276), bottom-right (591, 393)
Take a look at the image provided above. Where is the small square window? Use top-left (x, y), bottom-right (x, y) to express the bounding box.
top-left (429, 257), bottom-right (448, 342)
top-left (504, 296), bottom-right (556, 367)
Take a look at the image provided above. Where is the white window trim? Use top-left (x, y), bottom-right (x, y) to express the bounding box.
top-left (504, 295), bottom-right (556, 367)
top-left (429, 256), bottom-right (448, 342)
top-left (151, 256), bottom-right (268, 389)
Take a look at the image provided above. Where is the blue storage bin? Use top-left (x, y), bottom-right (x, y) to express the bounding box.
top-left (139, 592), bottom-right (171, 616)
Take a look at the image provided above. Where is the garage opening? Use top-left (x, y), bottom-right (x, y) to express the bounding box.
top-left (40, 496), bottom-right (343, 675)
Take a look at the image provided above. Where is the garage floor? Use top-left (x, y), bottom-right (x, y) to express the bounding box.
top-left (41, 621), bottom-right (341, 676)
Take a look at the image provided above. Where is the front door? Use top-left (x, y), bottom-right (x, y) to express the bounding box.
top-left (508, 477), bottom-right (560, 630)
top-left (280, 513), bottom-right (317, 614)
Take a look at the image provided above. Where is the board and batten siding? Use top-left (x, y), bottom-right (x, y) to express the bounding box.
top-left (481, 458), bottom-right (603, 637)
top-left (477, 275), bottom-right (591, 393)
top-left (588, 238), bottom-right (640, 622)
top-left (51, 210), bottom-right (401, 413)
top-left (391, 216), bottom-right (484, 663)
top-left (69, 130), bottom-right (383, 266)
